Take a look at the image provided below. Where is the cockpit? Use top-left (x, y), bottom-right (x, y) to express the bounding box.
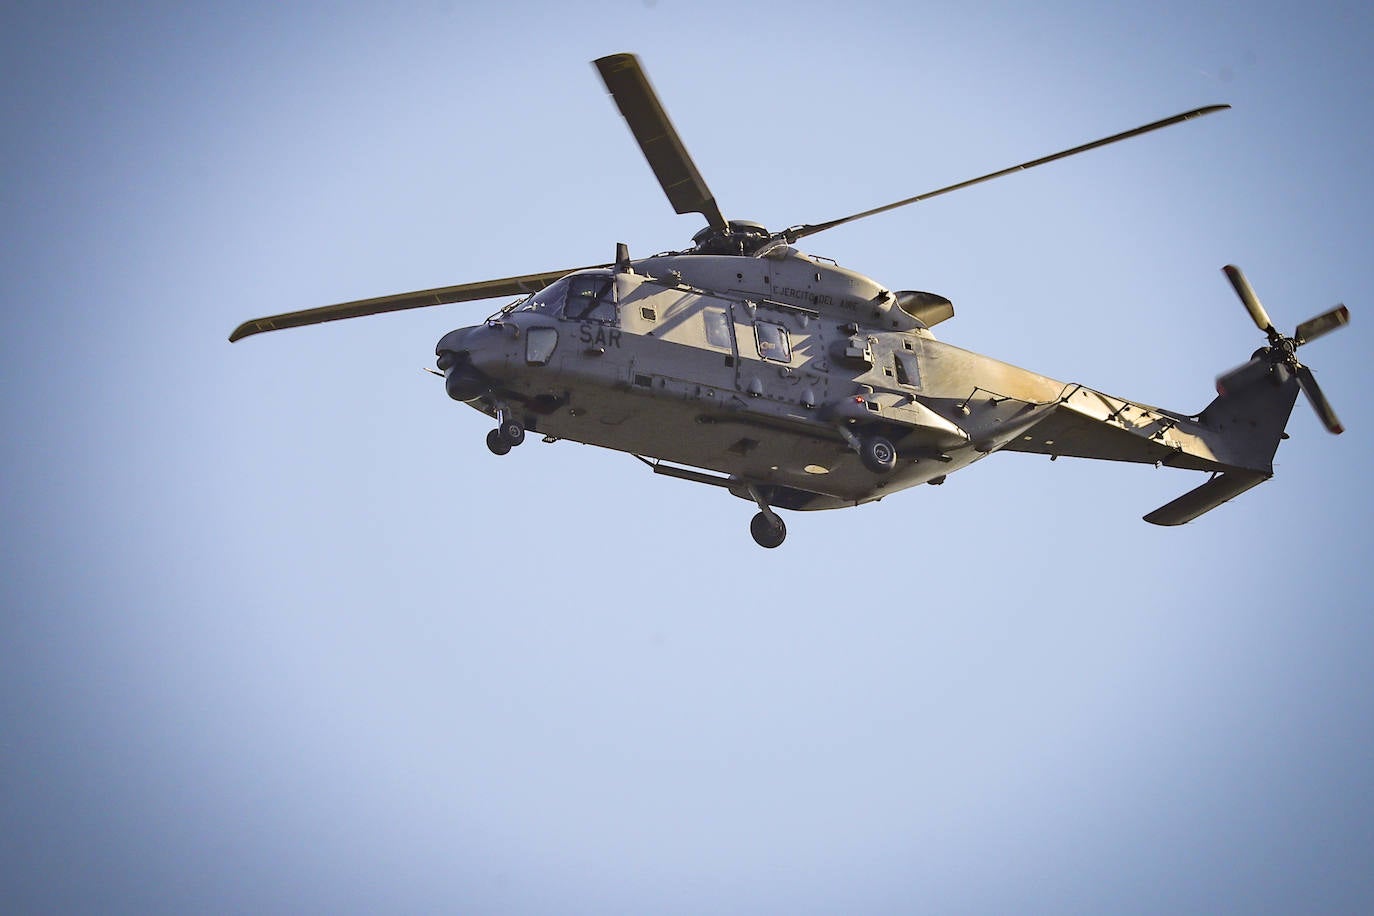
top-left (517, 272), bottom-right (617, 323)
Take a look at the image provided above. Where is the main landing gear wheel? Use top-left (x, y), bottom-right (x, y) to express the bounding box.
top-left (860, 434), bottom-right (897, 474)
top-left (750, 511), bottom-right (787, 549)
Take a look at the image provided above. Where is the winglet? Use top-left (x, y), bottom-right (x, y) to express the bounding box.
top-left (1143, 471), bottom-right (1268, 526)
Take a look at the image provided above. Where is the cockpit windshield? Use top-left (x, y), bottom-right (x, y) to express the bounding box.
top-left (515, 272), bottom-right (617, 323)
top-left (519, 277), bottom-right (570, 313)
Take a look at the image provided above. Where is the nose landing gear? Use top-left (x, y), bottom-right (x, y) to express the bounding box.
top-left (486, 407), bottom-right (526, 456)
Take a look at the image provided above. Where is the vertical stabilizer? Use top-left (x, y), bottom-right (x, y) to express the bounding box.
top-left (1197, 360), bottom-right (1301, 473)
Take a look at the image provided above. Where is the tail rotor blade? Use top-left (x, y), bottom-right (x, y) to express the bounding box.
top-left (1222, 265), bottom-right (1277, 336)
top-left (1295, 304), bottom-right (1350, 347)
top-left (1295, 364), bottom-right (1344, 434)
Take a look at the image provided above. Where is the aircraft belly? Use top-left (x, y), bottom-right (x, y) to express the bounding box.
top-left (514, 376), bottom-right (975, 503)
top-left (530, 392), bottom-right (829, 482)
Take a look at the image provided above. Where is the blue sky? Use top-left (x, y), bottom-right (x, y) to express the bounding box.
top-left (3, 1), bottom-right (1372, 912)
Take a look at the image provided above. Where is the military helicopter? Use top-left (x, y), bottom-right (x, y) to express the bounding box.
top-left (231, 53), bottom-right (1349, 548)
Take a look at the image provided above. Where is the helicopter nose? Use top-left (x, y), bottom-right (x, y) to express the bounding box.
top-left (435, 326), bottom-right (489, 402)
top-left (435, 326), bottom-right (473, 357)
top-left (443, 356), bottom-right (487, 401)
top-left (434, 328), bottom-right (500, 403)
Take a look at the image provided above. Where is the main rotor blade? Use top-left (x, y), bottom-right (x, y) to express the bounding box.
top-left (782, 105), bottom-right (1230, 244)
top-left (1295, 364), bottom-right (1343, 434)
top-left (229, 266), bottom-right (605, 342)
top-left (594, 53), bottom-right (728, 232)
top-left (1295, 304), bottom-right (1350, 347)
top-left (1222, 264), bottom-right (1277, 336)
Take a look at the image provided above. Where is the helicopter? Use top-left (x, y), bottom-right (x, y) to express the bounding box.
top-left (231, 52), bottom-right (1349, 548)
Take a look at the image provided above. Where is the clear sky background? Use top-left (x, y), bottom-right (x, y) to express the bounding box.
top-left (3, 1), bottom-right (1372, 912)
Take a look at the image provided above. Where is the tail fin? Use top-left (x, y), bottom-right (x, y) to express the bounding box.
top-left (1146, 264), bottom-right (1346, 526)
top-left (1142, 358), bottom-right (1300, 527)
top-left (1197, 357), bottom-right (1302, 472)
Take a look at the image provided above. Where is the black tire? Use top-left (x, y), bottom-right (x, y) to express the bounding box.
top-left (860, 434), bottom-right (897, 474)
top-left (486, 428), bottom-right (512, 456)
top-left (750, 511), bottom-right (787, 549)
top-left (500, 419), bottom-right (525, 447)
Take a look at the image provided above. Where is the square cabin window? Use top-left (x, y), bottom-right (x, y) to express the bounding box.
top-left (525, 327), bottom-right (558, 365)
top-left (703, 308), bottom-right (733, 350)
top-left (755, 320), bottom-right (791, 363)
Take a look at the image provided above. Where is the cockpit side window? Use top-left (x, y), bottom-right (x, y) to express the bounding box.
top-left (755, 320), bottom-right (791, 363)
top-left (563, 275), bottom-right (617, 323)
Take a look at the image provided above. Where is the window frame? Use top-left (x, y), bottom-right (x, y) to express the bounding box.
top-left (703, 307), bottom-right (734, 350)
top-left (561, 274), bottom-right (618, 324)
top-left (525, 327), bottom-right (559, 365)
top-left (754, 319), bottom-right (792, 363)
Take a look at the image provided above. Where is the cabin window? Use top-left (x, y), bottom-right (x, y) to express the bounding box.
top-left (563, 274), bottom-right (617, 323)
top-left (755, 320), bottom-right (791, 363)
top-left (525, 327), bottom-right (558, 365)
top-left (703, 308), bottom-right (733, 349)
top-left (895, 353), bottom-right (921, 388)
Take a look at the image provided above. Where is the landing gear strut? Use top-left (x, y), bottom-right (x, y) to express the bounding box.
top-left (486, 407), bottom-right (525, 455)
top-left (746, 485), bottom-right (787, 548)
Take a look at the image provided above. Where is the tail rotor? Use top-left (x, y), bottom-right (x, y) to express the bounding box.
top-left (1219, 265), bottom-right (1349, 434)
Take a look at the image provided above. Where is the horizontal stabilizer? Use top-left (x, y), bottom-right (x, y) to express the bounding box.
top-left (1143, 471), bottom-right (1267, 526)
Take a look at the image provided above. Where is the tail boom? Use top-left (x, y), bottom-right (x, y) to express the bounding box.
top-left (999, 367), bottom-right (1301, 525)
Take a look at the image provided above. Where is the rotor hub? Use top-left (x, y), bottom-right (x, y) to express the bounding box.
top-left (691, 220), bottom-right (771, 256)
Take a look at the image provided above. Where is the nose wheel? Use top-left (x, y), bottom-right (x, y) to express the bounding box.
top-left (486, 408), bottom-right (526, 455)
